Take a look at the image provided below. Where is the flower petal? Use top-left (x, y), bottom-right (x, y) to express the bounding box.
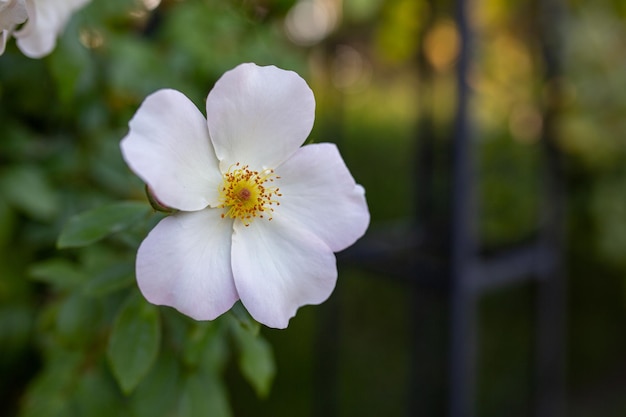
top-left (0, 0), bottom-right (27, 30)
top-left (0, 30), bottom-right (8, 55)
top-left (0, 0), bottom-right (27, 55)
top-left (275, 143), bottom-right (369, 252)
top-left (136, 209), bottom-right (238, 321)
top-left (14, 0), bottom-right (89, 58)
top-left (232, 217), bottom-right (337, 329)
top-left (120, 89), bottom-right (222, 212)
top-left (206, 63), bottom-right (315, 171)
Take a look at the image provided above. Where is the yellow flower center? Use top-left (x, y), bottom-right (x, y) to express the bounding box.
top-left (218, 163), bottom-right (281, 226)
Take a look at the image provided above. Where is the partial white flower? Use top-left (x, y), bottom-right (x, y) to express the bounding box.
top-left (121, 63), bottom-right (370, 329)
top-left (0, 0), bottom-right (90, 58)
top-left (0, 0), bottom-right (27, 55)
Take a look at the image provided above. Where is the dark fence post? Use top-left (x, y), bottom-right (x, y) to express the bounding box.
top-left (448, 0), bottom-right (478, 415)
top-left (330, 0), bottom-right (567, 415)
top-left (535, 0), bottom-right (567, 414)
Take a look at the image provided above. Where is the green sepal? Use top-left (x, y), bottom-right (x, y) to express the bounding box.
top-left (146, 185), bottom-right (178, 214)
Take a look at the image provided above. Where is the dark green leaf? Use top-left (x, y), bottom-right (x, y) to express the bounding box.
top-left (182, 322), bottom-right (215, 368)
top-left (48, 19), bottom-right (94, 104)
top-left (83, 263), bottom-right (135, 297)
top-left (20, 350), bottom-right (83, 417)
top-left (56, 292), bottom-right (100, 347)
top-left (28, 258), bottom-right (86, 290)
top-left (178, 372), bottom-right (232, 417)
top-left (74, 367), bottom-right (123, 417)
top-left (0, 304), bottom-right (34, 362)
top-left (0, 199), bottom-right (16, 246)
top-left (229, 301), bottom-right (260, 335)
top-left (231, 320), bottom-right (276, 398)
top-left (58, 201), bottom-right (150, 248)
top-left (182, 320), bottom-right (229, 373)
top-left (130, 350), bottom-right (180, 417)
top-left (107, 293), bottom-right (160, 395)
top-left (0, 165), bottom-right (59, 221)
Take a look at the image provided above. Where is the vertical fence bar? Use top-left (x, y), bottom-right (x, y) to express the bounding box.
top-left (535, 0), bottom-right (567, 415)
top-left (330, 0), bottom-right (567, 414)
top-left (448, 0), bottom-right (477, 415)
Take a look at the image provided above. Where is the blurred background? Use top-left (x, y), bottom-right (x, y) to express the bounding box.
top-left (1, 0), bottom-right (625, 416)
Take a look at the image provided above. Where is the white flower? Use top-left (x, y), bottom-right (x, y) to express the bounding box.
top-left (0, 0), bottom-right (27, 55)
top-left (121, 63), bottom-right (369, 329)
top-left (0, 0), bottom-right (90, 58)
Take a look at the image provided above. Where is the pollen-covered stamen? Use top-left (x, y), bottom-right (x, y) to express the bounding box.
top-left (218, 163), bottom-right (281, 226)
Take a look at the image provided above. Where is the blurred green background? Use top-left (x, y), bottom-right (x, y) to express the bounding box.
top-left (1, 0), bottom-right (625, 416)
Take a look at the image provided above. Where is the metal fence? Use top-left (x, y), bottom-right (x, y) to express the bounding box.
top-left (325, 0), bottom-right (567, 415)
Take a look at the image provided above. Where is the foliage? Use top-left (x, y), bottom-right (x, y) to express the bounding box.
top-left (0, 0), bottom-right (295, 414)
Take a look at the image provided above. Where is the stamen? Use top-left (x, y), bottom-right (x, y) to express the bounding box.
top-left (218, 164), bottom-right (281, 226)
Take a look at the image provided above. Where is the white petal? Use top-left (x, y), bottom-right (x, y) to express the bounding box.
top-left (275, 143), bottom-right (369, 252)
top-left (232, 217), bottom-right (337, 329)
top-left (120, 89), bottom-right (222, 212)
top-left (0, 30), bottom-right (8, 55)
top-left (14, 0), bottom-right (90, 58)
top-left (0, 0), bottom-right (27, 55)
top-left (136, 209), bottom-right (239, 321)
top-left (206, 63), bottom-right (315, 171)
top-left (0, 0), bottom-right (27, 30)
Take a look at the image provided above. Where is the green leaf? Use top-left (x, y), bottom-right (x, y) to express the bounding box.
top-left (0, 303), bottom-right (34, 362)
top-left (107, 293), bottom-right (160, 395)
top-left (178, 372), bottom-right (232, 417)
top-left (20, 349), bottom-right (83, 417)
top-left (182, 322), bottom-right (216, 368)
top-left (28, 258), bottom-right (86, 290)
top-left (0, 198), bottom-right (16, 246)
top-left (231, 320), bottom-right (276, 398)
top-left (73, 366), bottom-right (123, 417)
top-left (0, 165), bottom-right (59, 221)
top-left (56, 291), bottom-right (100, 347)
top-left (58, 201), bottom-right (150, 248)
top-left (182, 320), bottom-right (229, 373)
top-left (130, 351), bottom-right (180, 417)
top-left (48, 19), bottom-right (94, 104)
top-left (83, 263), bottom-right (135, 297)
top-left (229, 301), bottom-right (260, 335)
